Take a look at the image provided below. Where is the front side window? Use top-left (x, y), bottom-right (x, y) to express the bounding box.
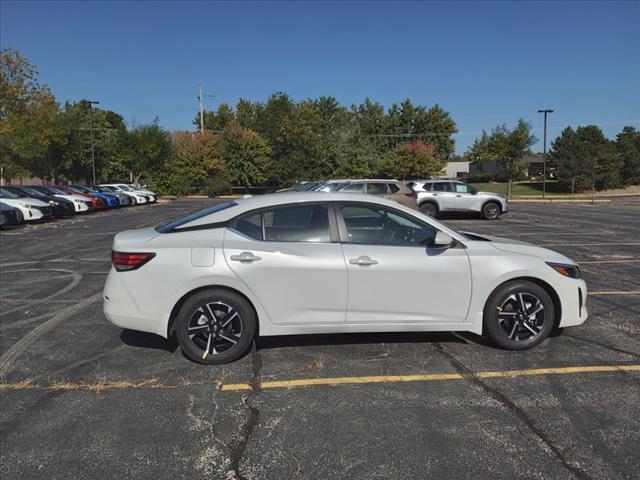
top-left (341, 205), bottom-right (436, 247)
top-left (454, 183), bottom-right (469, 193)
top-left (233, 204), bottom-right (330, 243)
top-left (366, 183), bottom-right (388, 194)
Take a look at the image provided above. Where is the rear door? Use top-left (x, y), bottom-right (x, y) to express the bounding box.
top-left (336, 203), bottom-right (472, 324)
top-left (223, 203), bottom-right (348, 325)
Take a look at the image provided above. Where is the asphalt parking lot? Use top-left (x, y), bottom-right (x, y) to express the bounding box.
top-left (1, 197), bottom-right (639, 480)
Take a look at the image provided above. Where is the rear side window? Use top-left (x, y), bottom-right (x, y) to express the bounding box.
top-left (432, 183), bottom-right (451, 192)
top-left (387, 183), bottom-right (400, 193)
top-left (233, 204), bottom-right (330, 243)
top-left (422, 183), bottom-right (432, 191)
top-left (366, 183), bottom-right (388, 194)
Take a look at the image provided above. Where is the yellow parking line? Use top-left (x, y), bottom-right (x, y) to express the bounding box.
top-left (592, 291), bottom-right (640, 295)
top-left (219, 364), bottom-right (640, 392)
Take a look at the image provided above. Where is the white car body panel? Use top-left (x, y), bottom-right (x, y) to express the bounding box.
top-left (103, 192), bottom-right (587, 340)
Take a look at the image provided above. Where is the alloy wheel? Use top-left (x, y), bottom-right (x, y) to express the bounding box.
top-left (484, 203), bottom-right (500, 219)
top-left (497, 292), bottom-right (546, 343)
top-left (187, 301), bottom-right (243, 359)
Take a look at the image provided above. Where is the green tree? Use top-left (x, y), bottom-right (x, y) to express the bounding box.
top-left (577, 125), bottom-right (621, 191)
top-left (465, 120), bottom-right (536, 196)
top-left (549, 127), bottom-right (585, 193)
top-left (0, 48), bottom-right (62, 182)
top-left (385, 140), bottom-right (445, 180)
top-left (616, 126), bottom-right (640, 185)
top-left (222, 121), bottom-right (272, 187)
top-left (115, 120), bottom-right (171, 184)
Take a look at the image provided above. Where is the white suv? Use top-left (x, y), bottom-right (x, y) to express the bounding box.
top-left (416, 180), bottom-right (508, 220)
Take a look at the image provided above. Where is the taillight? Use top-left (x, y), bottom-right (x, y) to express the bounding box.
top-left (405, 190), bottom-right (417, 198)
top-left (112, 251), bottom-right (156, 272)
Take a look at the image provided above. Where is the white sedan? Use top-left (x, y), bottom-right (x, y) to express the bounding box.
top-left (104, 192), bottom-right (588, 364)
top-left (0, 188), bottom-right (53, 222)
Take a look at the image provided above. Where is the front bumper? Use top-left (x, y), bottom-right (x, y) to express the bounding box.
top-left (557, 278), bottom-right (588, 328)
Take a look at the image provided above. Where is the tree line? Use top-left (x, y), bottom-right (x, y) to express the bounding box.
top-left (2, 48), bottom-right (638, 196)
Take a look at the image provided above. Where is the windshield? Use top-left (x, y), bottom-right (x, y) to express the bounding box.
top-left (46, 187), bottom-right (67, 195)
top-left (156, 201), bottom-right (238, 233)
top-left (101, 186), bottom-right (117, 192)
top-left (118, 185), bottom-right (135, 191)
top-left (0, 188), bottom-right (19, 199)
top-left (20, 187), bottom-right (45, 197)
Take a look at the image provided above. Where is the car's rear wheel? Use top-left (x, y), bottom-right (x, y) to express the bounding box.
top-left (176, 289), bottom-right (256, 364)
top-left (484, 280), bottom-right (555, 350)
top-left (482, 201), bottom-right (501, 220)
top-left (420, 202), bottom-right (438, 217)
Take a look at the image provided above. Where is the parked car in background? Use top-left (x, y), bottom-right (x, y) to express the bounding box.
top-left (100, 184), bottom-right (152, 204)
top-left (102, 183), bottom-right (157, 203)
top-left (276, 182), bottom-right (321, 193)
top-left (312, 180), bottom-right (353, 192)
top-left (406, 179), bottom-right (432, 192)
top-left (29, 186), bottom-right (92, 213)
top-left (104, 192), bottom-right (587, 364)
top-left (416, 180), bottom-right (508, 220)
top-left (0, 203), bottom-right (23, 226)
top-left (52, 185), bottom-right (108, 209)
top-left (4, 186), bottom-right (76, 217)
top-left (69, 185), bottom-right (120, 208)
top-left (88, 185), bottom-right (131, 206)
top-left (99, 185), bottom-right (145, 205)
top-left (0, 187), bottom-right (54, 222)
top-left (335, 179), bottom-right (418, 209)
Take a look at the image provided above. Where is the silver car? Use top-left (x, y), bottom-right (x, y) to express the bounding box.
top-left (416, 180), bottom-right (508, 220)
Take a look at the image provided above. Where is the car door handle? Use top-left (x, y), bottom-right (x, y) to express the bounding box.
top-left (349, 256), bottom-right (379, 266)
top-left (230, 252), bottom-right (262, 263)
top-left (456, 194), bottom-right (462, 197)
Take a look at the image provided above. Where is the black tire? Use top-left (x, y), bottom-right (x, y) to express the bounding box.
top-left (419, 202), bottom-right (438, 218)
top-left (484, 280), bottom-right (555, 350)
top-left (175, 289), bottom-right (256, 364)
top-left (482, 201), bottom-right (501, 220)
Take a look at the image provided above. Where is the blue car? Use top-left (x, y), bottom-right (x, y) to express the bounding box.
top-left (71, 185), bottom-right (120, 208)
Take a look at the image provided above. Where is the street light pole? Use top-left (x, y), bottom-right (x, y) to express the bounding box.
top-left (88, 100), bottom-right (100, 184)
top-left (537, 109), bottom-right (553, 199)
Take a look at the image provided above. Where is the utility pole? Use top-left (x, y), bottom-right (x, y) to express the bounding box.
top-left (198, 85), bottom-right (204, 133)
top-left (537, 109), bottom-right (553, 199)
top-left (88, 100), bottom-right (100, 184)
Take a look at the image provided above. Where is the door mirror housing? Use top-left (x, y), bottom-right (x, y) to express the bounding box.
top-left (433, 231), bottom-right (454, 249)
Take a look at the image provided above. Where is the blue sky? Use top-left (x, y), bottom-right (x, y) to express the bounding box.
top-left (2, 0), bottom-right (638, 154)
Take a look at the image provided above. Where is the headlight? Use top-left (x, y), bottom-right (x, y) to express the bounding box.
top-left (49, 200), bottom-right (60, 206)
top-left (546, 262), bottom-right (581, 279)
top-left (19, 202), bottom-right (38, 209)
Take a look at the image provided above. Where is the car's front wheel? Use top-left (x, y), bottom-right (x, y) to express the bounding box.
top-left (484, 280), bottom-right (555, 350)
top-left (482, 201), bottom-right (501, 220)
top-left (176, 289), bottom-right (256, 364)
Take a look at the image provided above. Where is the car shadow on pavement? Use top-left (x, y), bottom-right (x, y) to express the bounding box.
top-left (256, 331), bottom-right (478, 351)
top-left (120, 329), bottom-right (179, 353)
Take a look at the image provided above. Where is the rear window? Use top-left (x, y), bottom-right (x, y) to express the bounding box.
top-left (155, 201), bottom-right (237, 233)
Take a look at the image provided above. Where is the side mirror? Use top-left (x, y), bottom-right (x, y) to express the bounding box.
top-left (433, 231), bottom-right (454, 249)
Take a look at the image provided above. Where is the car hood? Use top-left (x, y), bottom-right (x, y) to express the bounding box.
top-left (0, 197), bottom-right (49, 207)
top-left (462, 231), bottom-right (576, 265)
top-left (54, 194), bottom-right (89, 202)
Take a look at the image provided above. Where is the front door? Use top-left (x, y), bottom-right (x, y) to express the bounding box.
top-left (223, 203), bottom-right (348, 325)
top-left (452, 183), bottom-right (480, 211)
top-left (337, 203), bottom-right (472, 324)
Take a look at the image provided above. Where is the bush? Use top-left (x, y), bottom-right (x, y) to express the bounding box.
top-left (203, 175), bottom-right (231, 198)
top-left (466, 172), bottom-right (494, 183)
